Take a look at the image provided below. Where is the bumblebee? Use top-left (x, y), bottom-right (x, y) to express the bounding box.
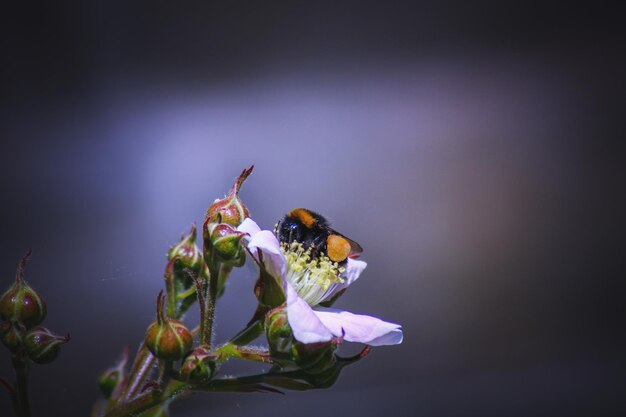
top-left (275, 208), bottom-right (363, 263)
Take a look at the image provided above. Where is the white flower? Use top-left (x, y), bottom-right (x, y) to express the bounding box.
top-left (238, 218), bottom-right (403, 346)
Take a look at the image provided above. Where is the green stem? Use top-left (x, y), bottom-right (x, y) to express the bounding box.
top-left (159, 361), bottom-right (173, 389)
top-left (122, 345), bottom-right (156, 401)
top-left (214, 343), bottom-right (273, 364)
top-left (103, 375), bottom-right (283, 417)
top-left (13, 357), bottom-right (31, 417)
top-left (102, 389), bottom-right (163, 417)
top-left (202, 252), bottom-right (220, 347)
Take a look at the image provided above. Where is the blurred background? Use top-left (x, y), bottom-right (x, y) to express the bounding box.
top-left (0, 1), bottom-right (624, 416)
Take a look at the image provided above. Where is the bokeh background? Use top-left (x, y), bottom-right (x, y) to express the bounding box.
top-left (1, 2), bottom-right (624, 416)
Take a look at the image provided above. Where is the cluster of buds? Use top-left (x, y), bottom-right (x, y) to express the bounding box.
top-left (92, 166), bottom-right (390, 417)
top-left (202, 166), bottom-right (253, 296)
top-left (141, 169), bottom-right (253, 379)
top-left (0, 251), bottom-right (69, 363)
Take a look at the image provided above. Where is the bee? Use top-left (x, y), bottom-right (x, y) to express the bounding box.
top-left (275, 208), bottom-right (363, 263)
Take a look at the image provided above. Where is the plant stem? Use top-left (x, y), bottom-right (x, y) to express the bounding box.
top-left (159, 361), bottom-right (172, 389)
top-left (202, 252), bottom-right (220, 347)
top-left (13, 357), bottom-right (31, 417)
top-left (214, 343), bottom-right (273, 364)
top-left (102, 388), bottom-right (164, 417)
top-left (122, 345), bottom-right (156, 401)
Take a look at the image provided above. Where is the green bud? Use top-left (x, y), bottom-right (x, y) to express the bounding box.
top-left (203, 166), bottom-right (253, 228)
top-left (24, 326), bottom-right (70, 364)
top-left (180, 345), bottom-right (216, 383)
top-left (98, 348), bottom-right (129, 398)
top-left (265, 306), bottom-right (292, 353)
top-left (0, 320), bottom-right (26, 353)
top-left (291, 340), bottom-right (337, 374)
top-left (0, 251), bottom-right (47, 328)
top-left (207, 223), bottom-right (246, 266)
top-left (144, 291), bottom-right (192, 361)
top-left (254, 267), bottom-right (286, 309)
top-left (168, 224), bottom-right (203, 280)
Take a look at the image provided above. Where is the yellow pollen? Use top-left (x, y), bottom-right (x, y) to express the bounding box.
top-left (282, 242), bottom-right (345, 306)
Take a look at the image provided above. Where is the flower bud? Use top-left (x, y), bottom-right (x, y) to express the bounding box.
top-left (144, 291), bottom-right (192, 361)
top-left (265, 306), bottom-right (292, 353)
top-left (206, 223), bottom-right (246, 266)
top-left (291, 340), bottom-right (337, 374)
top-left (0, 251), bottom-right (47, 328)
top-left (168, 224), bottom-right (204, 280)
top-left (0, 320), bottom-right (26, 353)
top-left (24, 326), bottom-right (70, 364)
top-left (180, 345), bottom-right (216, 383)
top-left (203, 166), bottom-right (253, 227)
top-left (98, 348), bottom-right (129, 398)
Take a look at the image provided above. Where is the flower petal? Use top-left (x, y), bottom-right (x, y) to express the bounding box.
top-left (322, 258), bottom-right (368, 302)
top-left (239, 219), bottom-right (287, 279)
top-left (237, 217), bottom-right (261, 237)
top-left (314, 309), bottom-right (403, 346)
top-left (286, 282), bottom-right (333, 344)
top-left (344, 258), bottom-right (367, 287)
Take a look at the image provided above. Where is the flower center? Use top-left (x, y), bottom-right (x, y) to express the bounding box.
top-left (281, 242), bottom-right (345, 307)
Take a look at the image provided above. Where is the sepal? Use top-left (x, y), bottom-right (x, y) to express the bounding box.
top-left (23, 326), bottom-right (70, 364)
top-left (0, 321), bottom-right (26, 353)
top-left (0, 251), bottom-right (47, 328)
top-left (203, 166), bottom-right (253, 227)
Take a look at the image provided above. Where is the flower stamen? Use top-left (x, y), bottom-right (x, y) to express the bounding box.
top-left (282, 242), bottom-right (345, 307)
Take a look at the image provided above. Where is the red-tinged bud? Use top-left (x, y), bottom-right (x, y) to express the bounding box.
top-left (0, 320), bottom-right (26, 353)
top-left (180, 345), bottom-right (216, 383)
top-left (206, 223), bottom-right (246, 266)
top-left (291, 340), bottom-right (338, 374)
top-left (144, 291), bottom-right (192, 361)
top-left (165, 225), bottom-right (205, 317)
top-left (168, 224), bottom-right (204, 280)
top-left (98, 347), bottom-right (129, 398)
top-left (203, 166), bottom-right (253, 227)
top-left (0, 251), bottom-right (47, 328)
top-left (265, 306), bottom-right (292, 353)
top-left (24, 326), bottom-right (70, 364)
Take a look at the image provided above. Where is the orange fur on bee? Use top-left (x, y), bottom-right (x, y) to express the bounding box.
top-left (289, 208), bottom-right (316, 228)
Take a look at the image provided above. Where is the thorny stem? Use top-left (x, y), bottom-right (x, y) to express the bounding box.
top-left (13, 357), bottom-right (31, 417)
top-left (185, 269), bottom-right (211, 346)
top-left (122, 345), bottom-right (156, 401)
top-left (104, 377), bottom-right (278, 417)
top-left (165, 258), bottom-right (178, 318)
top-left (214, 343), bottom-right (273, 364)
top-left (203, 252), bottom-right (220, 347)
top-left (102, 389), bottom-right (163, 417)
top-left (119, 293), bottom-right (166, 401)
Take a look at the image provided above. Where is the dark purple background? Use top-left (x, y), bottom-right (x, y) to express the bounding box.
top-left (1, 2), bottom-right (624, 416)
